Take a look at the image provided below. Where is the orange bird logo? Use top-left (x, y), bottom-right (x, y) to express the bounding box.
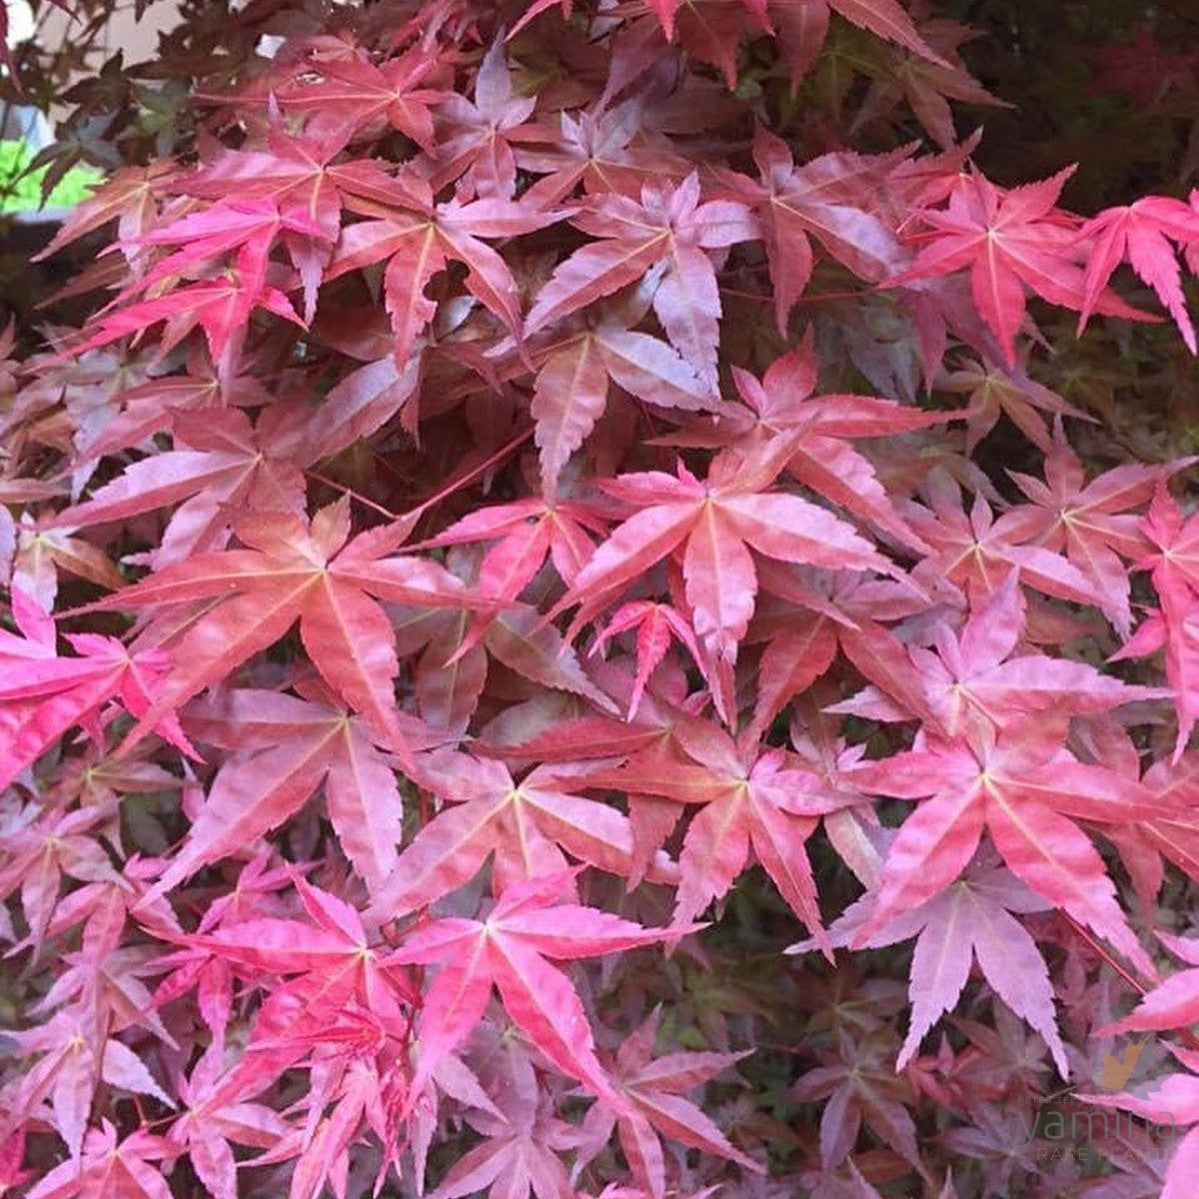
top-left (1096, 1037), bottom-right (1151, 1092)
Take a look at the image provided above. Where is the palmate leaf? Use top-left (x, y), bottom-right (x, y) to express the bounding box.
top-left (0, 588), bottom-right (195, 793)
top-left (708, 331), bottom-right (954, 548)
top-left (795, 857), bottom-right (1067, 1074)
top-left (530, 319), bottom-right (718, 497)
top-left (156, 687), bottom-right (428, 896)
top-left (327, 182), bottom-right (567, 366)
top-left (847, 720), bottom-right (1160, 975)
top-left (572, 733), bottom-right (827, 942)
top-left (273, 47), bottom-right (448, 148)
top-left (428, 36), bottom-right (540, 198)
top-left (556, 445), bottom-right (887, 720)
top-left (736, 130), bottom-right (910, 331)
top-left (80, 501), bottom-right (476, 758)
top-left (901, 573), bottom-right (1162, 737)
top-left (45, 408), bottom-right (308, 568)
top-left (367, 749), bottom-right (674, 919)
top-left (524, 174), bottom-right (758, 388)
top-left (576, 1009), bottom-right (760, 1198)
top-left (2, 1013), bottom-right (174, 1159)
top-left (69, 248), bottom-right (305, 381)
top-left (888, 167), bottom-right (1153, 365)
top-left (1078, 196), bottom-right (1199, 352)
top-left (386, 871), bottom-right (694, 1112)
top-left (901, 470), bottom-right (1106, 611)
top-left (1005, 428), bottom-right (1166, 636)
top-left (592, 600), bottom-right (705, 720)
top-left (168, 1056), bottom-right (291, 1199)
top-left (25, 1123), bottom-right (177, 1199)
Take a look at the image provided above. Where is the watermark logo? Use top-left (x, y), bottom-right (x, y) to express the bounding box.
top-left (1027, 1036), bottom-right (1179, 1164)
top-left (1095, 1035), bottom-right (1151, 1093)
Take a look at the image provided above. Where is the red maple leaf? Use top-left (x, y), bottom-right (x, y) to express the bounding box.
top-left (159, 684), bottom-right (432, 896)
top-left (69, 250), bottom-right (305, 383)
top-left (888, 167), bottom-right (1144, 365)
top-left (902, 574), bottom-right (1157, 737)
top-left (718, 332), bottom-right (951, 547)
top-left (516, 98), bottom-right (689, 207)
top-left (327, 174), bottom-right (566, 365)
top-left (528, 276), bottom-right (721, 497)
top-left (0, 588), bottom-right (195, 794)
top-left (167, 1052), bottom-right (291, 1199)
top-left (790, 1028), bottom-right (926, 1174)
top-left (847, 719), bottom-right (1158, 976)
top-left (170, 874), bottom-right (414, 1113)
top-left (368, 747), bottom-right (674, 919)
top-left (83, 501), bottom-right (474, 757)
top-left (732, 129), bottom-right (909, 332)
top-left (420, 1036), bottom-right (578, 1199)
top-left (576, 1009), bottom-right (760, 1198)
top-left (524, 173), bottom-right (758, 387)
top-left (427, 37), bottom-right (542, 198)
top-left (274, 46), bottom-right (448, 148)
top-left (24, 1122), bottom-right (177, 1199)
top-left (801, 856), bottom-right (1067, 1074)
top-left (573, 730), bottom-right (826, 940)
top-left (1004, 427), bottom-right (1164, 635)
top-left (591, 600), bottom-right (705, 721)
top-left (46, 408), bottom-right (308, 567)
top-left (387, 870), bottom-right (689, 1110)
top-left (556, 445), bottom-right (887, 720)
top-left (902, 469), bottom-right (1103, 610)
top-left (1078, 195), bottom-right (1199, 353)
